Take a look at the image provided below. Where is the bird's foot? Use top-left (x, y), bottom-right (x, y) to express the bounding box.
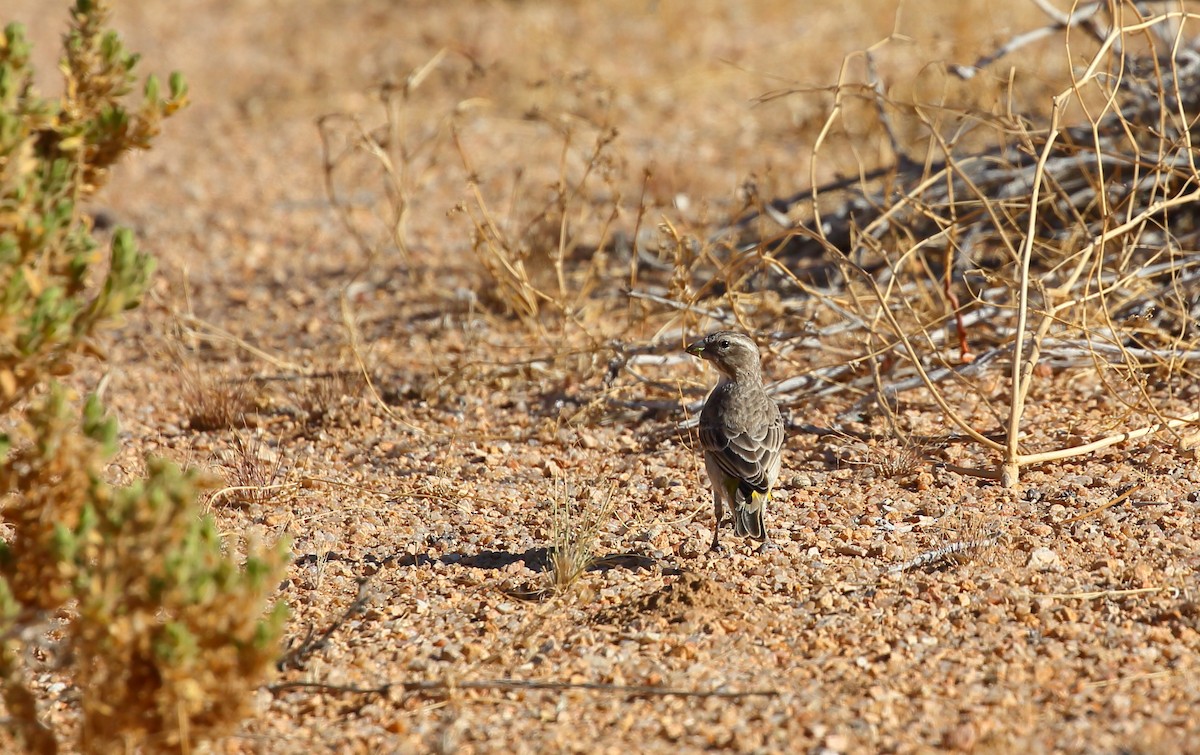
top-left (755, 539), bottom-right (778, 554)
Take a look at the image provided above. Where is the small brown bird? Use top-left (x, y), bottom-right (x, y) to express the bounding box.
top-left (685, 331), bottom-right (785, 551)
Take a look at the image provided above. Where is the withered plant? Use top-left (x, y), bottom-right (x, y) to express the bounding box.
top-left (546, 478), bottom-right (619, 595)
top-left (209, 429), bottom-right (295, 509)
top-left (178, 361), bottom-right (253, 432)
top-left (707, 1), bottom-right (1200, 487)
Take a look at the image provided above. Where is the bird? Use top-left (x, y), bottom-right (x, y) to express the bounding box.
top-left (685, 331), bottom-right (785, 552)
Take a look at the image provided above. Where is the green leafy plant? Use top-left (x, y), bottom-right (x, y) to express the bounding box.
top-left (0, 0), bottom-right (185, 411)
top-left (0, 2), bottom-right (287, 751)
top-left (1, 387), bottom-right (288, 751)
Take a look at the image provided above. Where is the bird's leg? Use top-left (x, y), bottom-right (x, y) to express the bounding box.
top-left (709, 526), bottom-right (723, 553)
top-left (709, 492), bottom-right (724, 552)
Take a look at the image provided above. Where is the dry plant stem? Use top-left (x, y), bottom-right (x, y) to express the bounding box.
top-left (316, 56), bottom-right (453, 436)
top-left (1031, 586), bottom-right (1169, 600)
top-left (1046, 339), bottom-right (1200, 365)
top-left (1085, 670), bottom-right (1174, 689)
top-left (207, 483), bottom-right (297, 508)
top-left (278, 577), bottom-right (374, 672)
top-left (338, 293), bottom-right (423, 434)
top-left (807, 56), bottom-right (850, 234)
top-left (951, 0), bottom-right (1103, 78)
top-left (1004, 96), bottom-right (1061, 488)
top-left (268, 678), bottom-right (779, 700)
top-left (1093, 288), bottom-right (1180, 435)
top-left (318, 51), bottom-right (447, 276)
top-left (357, 115), bottom-right (411, 264)
top-left (1002, 9), bottom-right (1200, 485)
top-left (627, 289), bottom-right (732, 323)
top-left (886, 536), bottom-right (999, 574)
top-left (808, 38), bottom-right (909, 233)
top-left (1169, 21), bottom-right (1200, 174)
top-left (1059, 484), bottom-right (1142, 524)
top-left (628, 169), bottom-right (652, 291)
top-left (864, 49), bottom-right (904, 164)
top-left (939, 461), bottom-right (1002, 480)
top-left (853, 268), bottom-right (1004, 453)
top-left (318, 113), bottom-right (378, 264)
top-left (1013, 409), bottom-right (1200, 466)
top-left (1046, 187), bottom-right (1200, 303)
top-left (177, 313), bottom-right (304, 372)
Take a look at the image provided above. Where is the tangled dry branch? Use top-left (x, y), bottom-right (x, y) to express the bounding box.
top-left (670, 1), bottom-right (1200, 484)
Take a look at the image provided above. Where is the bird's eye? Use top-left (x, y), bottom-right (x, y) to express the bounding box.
top-left (718, 339), bottom-right (730, 349)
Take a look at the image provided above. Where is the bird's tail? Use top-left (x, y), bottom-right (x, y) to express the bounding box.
top-left (733, 483), bottom-right (768, 540)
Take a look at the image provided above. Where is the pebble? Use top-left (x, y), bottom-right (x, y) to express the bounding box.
top-left (1027, 547), bottom-right (1061, 570)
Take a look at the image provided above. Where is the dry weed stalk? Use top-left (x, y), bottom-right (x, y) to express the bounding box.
top-left (887, 515), bottom-right (1001, 574)
top-left (174, 312), bottom-right (304, 373)
top-left (277, 575), bottom-right (374, 672)
top-left (316, 54), bottom-right (461, 438)
top-left (452, 119), bottom-right (622, 331)
top-left (271, 677), bottom-right (778, 700)
top-left (728, 1), bottom-right (1200, 486)
top-left (317, 49), bottom-right (450, 271)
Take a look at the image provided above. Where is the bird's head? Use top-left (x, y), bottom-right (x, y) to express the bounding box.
top-left (685, 331), bottom-right (763, 381)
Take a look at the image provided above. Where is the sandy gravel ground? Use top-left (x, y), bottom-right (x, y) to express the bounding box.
top-left (6, 1), bottom-right (1200, 752)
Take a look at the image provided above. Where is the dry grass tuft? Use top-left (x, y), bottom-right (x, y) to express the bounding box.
top-left (295, 370), bottom-right (365, 426)
top-left (209, 430), bottom-right (294, 509)
top-left (822, 429), bottom-right (934, 481)
top-left (863, 436), bottom-right (930, 480)
top-left (454, 123), bottom-right (623, 330)
top-left (179, 363), bottom-right (252, 432)
top-left (546, 479), bottom-right (619, 595)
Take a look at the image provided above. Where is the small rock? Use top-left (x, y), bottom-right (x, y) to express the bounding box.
top-left (790, 472), bottom-right (814, 487)
top-left (1027, 547), bottom-right (1060, 570)
top-left (943, 721), bottom-right (978, 751)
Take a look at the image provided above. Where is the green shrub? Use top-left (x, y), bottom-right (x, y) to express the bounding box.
top-left (0, 3), bottom-right (287, 751)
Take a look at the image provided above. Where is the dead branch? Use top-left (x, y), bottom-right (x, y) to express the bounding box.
top-left (268, 678), bottom-right (780, 700)
top-left (277, 576), bottom-right (375, 672)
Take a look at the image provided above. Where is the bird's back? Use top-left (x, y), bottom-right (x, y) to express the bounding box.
top-left (699, 379), bottom-right (783, 491)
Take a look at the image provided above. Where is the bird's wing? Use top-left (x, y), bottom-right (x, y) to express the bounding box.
top-left (699, 396), bottom-right (783, 491)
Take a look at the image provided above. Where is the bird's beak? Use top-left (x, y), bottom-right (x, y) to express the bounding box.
top-left (685, 340), bottom-right (705, 357)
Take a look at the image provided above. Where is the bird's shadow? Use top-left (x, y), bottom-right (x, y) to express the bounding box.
top-left (428, 547), bottom-right (665, 574)
top-left (443, 547), bottom-right (552, 571)
top-left (296, 547), bottom-right (665, 573)
top-left (295, 547), bottom-right (677, 605)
